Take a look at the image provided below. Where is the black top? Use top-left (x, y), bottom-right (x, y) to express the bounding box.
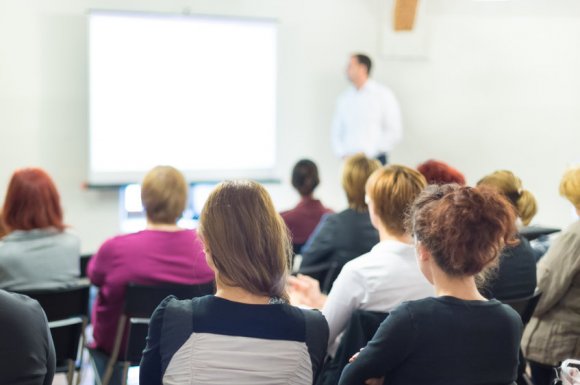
top-left (140, 295), bottom-right (329, 384)
top-left (0, 290), bottom-right (55, 385)
top-left (482, 235), bottom-right (537, 301)
top-left (300, 208), bottom-right (379, 268)
top-left (339, 297), bottom-right (523, 385)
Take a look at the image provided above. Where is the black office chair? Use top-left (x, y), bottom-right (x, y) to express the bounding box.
top-left (297, 261), bottom-right (340, 294)
top-left (502, 290), bottom-right (542, 385)
top-left (317, 309), bottom-right (388, 385)
top-left (79, 254), bottom-right (92, 278)
top-left (503, 290), bottom-right (542, 326)
top-left (99, 281), bottom-right (215, 385)
top-left (17, 284), bottom-right (91, 385)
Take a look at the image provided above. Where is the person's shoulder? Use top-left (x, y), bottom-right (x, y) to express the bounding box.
top-left (0, 289), bottom-right (46, 319)
top-left (297, 307), bottom-right (329, 333)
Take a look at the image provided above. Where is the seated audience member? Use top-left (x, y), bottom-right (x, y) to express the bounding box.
top-left (0, 168), bottom-right (80, 290)
top-left (300, 154), bottom-right (380, 271)
top-left (339, 184), bottom-right (523, 385)
top-left (522, 166), bottom-right (580, 385)
top-left (290, 165), bottom-right (433, 356)
top-left (281, 159), bottom-right (333, 254)
top-left (417, 159), bottom-right (466, 185)
top-left (0, 289), bottom-right (55, 385)
top-left (88, 166), bottom-right (214, 384)
top-left (477, 170), bottom-right (537, 300)
top-left (140, 180), bottom-right (329, 385)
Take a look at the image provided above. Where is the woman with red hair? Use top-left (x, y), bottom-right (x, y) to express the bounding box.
top-left (0, 168), bottom-right (79, 290)
top-left (417, 159), bottom-right (466, 185)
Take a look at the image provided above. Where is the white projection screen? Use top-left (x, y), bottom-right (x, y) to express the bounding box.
top-left (88, 11), bottom-right (277, 185)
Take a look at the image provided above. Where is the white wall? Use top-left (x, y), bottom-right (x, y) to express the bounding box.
top-left (1, 0), bottom-right (579, 252)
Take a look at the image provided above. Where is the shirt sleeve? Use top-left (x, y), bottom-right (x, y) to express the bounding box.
top-left (139, 297), bottom-right (173, 385)
top-left (300, 214), bottom-right (336, 268)
top-left (338, 303), bottom-right (417, 385)
top-left (87, 238), bottom-right (115, 287)
top-left (380, 88), bottom-right (403, 152)
top-left (534, 229), bottom-right (580, 316)
top-left (322, 264), bottom-right (366, 356)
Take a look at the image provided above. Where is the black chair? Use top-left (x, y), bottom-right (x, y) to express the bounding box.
top-left (502, 290), bottom-right (542, 385)
top-left (99, 281), bottom-right (215, 385)
top-left (79, 254), bottom-right (92, 278)
top-left (317, 309), bottom-right (388, 385)
top-left (519, 226), bottom-right (560, 242)
top-left (297, 261), bottom-right (340, 294)
top-left (17, 284), bottom-right (90, 385)
top-left (502, 290), bottom-right (542, 326)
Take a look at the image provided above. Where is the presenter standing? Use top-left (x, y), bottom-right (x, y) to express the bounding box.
top-left (331, 54), bottom-right (402, 165)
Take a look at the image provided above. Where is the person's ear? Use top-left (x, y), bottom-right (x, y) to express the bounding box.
top-left (417, 243), bottom-right (431, 262)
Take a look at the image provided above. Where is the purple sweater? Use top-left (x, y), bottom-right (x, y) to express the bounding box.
top-left (88, 229), bottom-right (214, 355)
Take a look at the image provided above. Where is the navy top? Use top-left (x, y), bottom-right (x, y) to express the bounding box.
top-left (140, 295), bottom-right (329, 385)
top-left (339, 296), bottom-right (523, 385)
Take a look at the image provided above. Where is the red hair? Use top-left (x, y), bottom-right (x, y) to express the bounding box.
top-left (417, 159), bottom-right (466, 185)
top-left (409, 184), bottom-right (517, 277)
top-left (2, 168), bottom-right (65, 232)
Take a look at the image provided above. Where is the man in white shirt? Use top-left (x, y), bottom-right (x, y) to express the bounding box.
top-left (332, 54), bottom-right (403, 164)
top-left (289, 165), bottom-right (433, 356)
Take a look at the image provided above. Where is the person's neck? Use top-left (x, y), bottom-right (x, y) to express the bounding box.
top-left (378, 226), bottom-right (412, 244)
top-left (353, 76), bottom-right (369, 90)
top-left (215, 281), bottom-right (270, 305)
top-left (146, 221), bottom-right (181, 232)
top-left (301, 194), bottom-right (315, 202)
top-left (432, 271), bottom-right (487, 301)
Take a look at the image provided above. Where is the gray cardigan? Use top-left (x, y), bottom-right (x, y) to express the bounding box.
top-left (0, 228), bottom-right (80, 291)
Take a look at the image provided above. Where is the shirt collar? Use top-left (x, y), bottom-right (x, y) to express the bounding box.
top-left (371, 239), bottom-right (415, 255)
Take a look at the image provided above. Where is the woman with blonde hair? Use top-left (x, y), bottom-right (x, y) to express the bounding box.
top-left (522, 166), bottom-right (580, 385)
top-left (140, 180), bottom-right (328, 385)
top-left (477, 170), bottom-right (537, 300)
top-left (290, 165), bottom-right (433, 384)
top-left (300, 154), bottom-right (380, 275)
top-left (88, 166), bottom-right (214, 385)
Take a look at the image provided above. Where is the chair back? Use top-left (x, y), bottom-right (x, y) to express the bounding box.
top-left (79, 254), bottom-right (92, 278)
top-left (17, 284), bottom-right (90, 368)
top-left (297, 261), bottom-right (340, 294)
top-left (502, 290), bottom-right (542, 326)
top-left (122, 281), bottom-right (215, 364)
top-left (317, 309), bottom-right (388, 385)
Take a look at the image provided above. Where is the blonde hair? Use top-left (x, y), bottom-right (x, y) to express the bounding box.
top-left (477, 170), bottom-right (537, 226)
top-left (198, 180), bottom-right (291, 301)
top-left (141, 166), bottom-right (188, 224)
top-left (342, 154), bottom-right (381, 211)
top-left (560, 166), bottom-right (580, 210)
top-left (366, 165), bottom-right (427, 236)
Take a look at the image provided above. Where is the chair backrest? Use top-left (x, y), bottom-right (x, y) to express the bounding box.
top-left (502, 290), bottom-right (542, 326)
top-left (17, 284), bottom-right (90, 367)
top-left (124, 281), bottom-right (215, 317)
top-left (122, 281), bottom-right (215, 364)
top-left (79, 254), bottom-right (92, 278)
top-left (297, 261), bottom-right (340, 294)
top-left (317, 309), bottom-right (389, 385)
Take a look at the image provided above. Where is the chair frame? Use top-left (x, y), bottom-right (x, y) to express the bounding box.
top-left (17, 283), bottom-right (90, 385)
top-left (99, 281), bottom-right (215, 385)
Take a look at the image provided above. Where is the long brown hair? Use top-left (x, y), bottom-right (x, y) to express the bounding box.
top-left (198, 180), bottom-right (291, 301)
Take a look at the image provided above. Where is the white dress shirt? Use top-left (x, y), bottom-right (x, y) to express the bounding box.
top-left (331, 79), bottom-right (402, 158)
top-left (322, 239), bottom-right (433, 356)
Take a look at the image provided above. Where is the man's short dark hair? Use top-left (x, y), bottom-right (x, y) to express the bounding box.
top-left (291, 159), bottom-right (320, 197)
top-left (353, 54), bottom-right (372, 75)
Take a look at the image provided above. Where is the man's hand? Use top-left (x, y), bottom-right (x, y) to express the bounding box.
top-left (287, 274), bottom-right (327, 309)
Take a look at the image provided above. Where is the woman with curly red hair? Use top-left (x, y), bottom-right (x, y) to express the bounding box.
top-left (339, 184), bottom-right (523, 385)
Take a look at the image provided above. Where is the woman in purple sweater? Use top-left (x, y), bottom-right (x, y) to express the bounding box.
top-left (87, 166), bottom-right (214, 384)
